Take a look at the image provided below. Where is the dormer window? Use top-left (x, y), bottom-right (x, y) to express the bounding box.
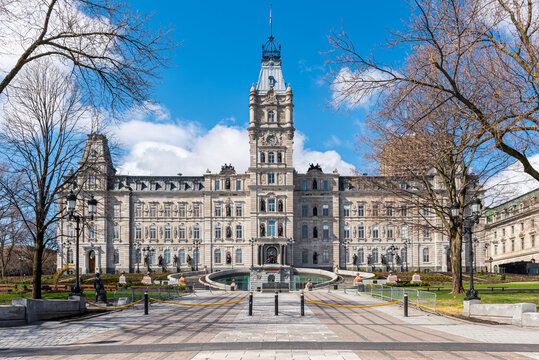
top-left (268, 111), bottom-right (275, 122)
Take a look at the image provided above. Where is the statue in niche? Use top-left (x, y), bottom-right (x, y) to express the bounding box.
top-left (260, 200), bottom-right (266, 212)
top-left (226, 227), bottom-right (232, 238)
top-left (265, 247), bottom-right (277, 264)
top-left (260, 224), bottom-right (265, 237)
top-left (225, 178), bottom-right (230, 190)
top-left (278, 200), bottom-right (283, 212)
top-left (226, 205), bottom-right (231, 217)
top-left (313, 252), bottom-right (319, 264)
top-left (226, 253), bottom-right (232, 264)
top-left (278, 224), bottom-right (283, 237)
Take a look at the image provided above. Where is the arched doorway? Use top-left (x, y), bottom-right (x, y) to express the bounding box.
top-left (88, 250), bottom-right (96, 273)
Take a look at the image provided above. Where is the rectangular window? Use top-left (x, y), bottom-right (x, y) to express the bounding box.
top-left (136, 182), bottom-right (143, 191)
top-left (215, 204), bottom-right (221, 217)
top-left (165, 226), bottom-right (171, 240)
top-left (193, 204), bottom-right (200, 217)
top-left (301, 205), bottom-right (308, 217)
top-left (494, 244), bottom-right (498, 255)
top-left (521, 237), bottom-right (525, 250)
top-left (532, 235), bottom-right (535, 247)
top-left (149, 204), bottom-right (156, 217)
top-left (323, 249), bottom-right (329, 263)
top-left (424, 227), bottom-right (430, 238)
top-left (215, 180), bottom-right (220, 190)
top-left (268, 173), bottom-right (275, 184)
top-left (236, 225), bottom-right (242, 239)
top-left (401, 225), bottom-right (408, 239)
top-left (511, 239), bottom-right (515, 251)
top-left (113, 224), bottom-right (120, 239)
top-left (372, 225), bottom-right (379, 239)
top-left (302, 249), bottom-right (308, 264)
top-left (343, 226), bottom-right (350, 239)
top-left (135, 203), bottom-right (142, 217)
top-left (236, 180), bottom-right (241, 190)
top-left (89, 175), bottom-right (95, 185)
top-left (302, 180), bottom-right (307, 190)
top-left (302, 225), bottom-right (308, 239)
top-left (322, 205), bottom-right (329, 216)
top-left (503, 242), bottom-right (506, 253)
top-left (268, 199), bottom-right (275, 212)
top-left (88, 224), bottom-right (95, 239)
top-left (194, 226), bottom-right (200, 239)
top-left (135, 225), bottom-right (141, 239)
top-left (358, 205), bottom-right (364, 217)
top-left (511, 225), bottom-right (514, 234)
top-left (372, 204), bottom-right (378, 217)
top-left (113, 204), bottom-right (120, 217)
top-left (386, 206), bottom-right (393, 217)
top-left (179, 226), bottom-right (185, 239)
top-left (423, 207), bottom-right (429, 216)
top-left (215, 225), bottom-right (221, 239)
top-left (164, 205), bottom-right (171, 217)
top-left (179, 204), bottom-right (186, 217)
top-left (401, 205), bottom-right (407, 217)
top-left (358, 225), bottom-right (365, 239)
top-left (387, 225), bottom-right (393, 239)
top-left (150, 226), bottom-right (156, 239)
top-left (323, 181), bottom-right (328, 191)
top-left (236, 204), bottom-right (243, 217)
top-left (343, 205), bottom-right (350, 217)
top-left (268, 221), bottom-right (276, 236)
top-left (323, 225), bottom-right (329, 239)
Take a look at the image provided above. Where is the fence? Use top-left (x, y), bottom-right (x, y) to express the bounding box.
top-left (369, 284), bottom-right (437, 311)
top-left (111, 286), bottom-right (189, 306)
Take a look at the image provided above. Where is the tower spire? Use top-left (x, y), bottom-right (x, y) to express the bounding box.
top-left (262, 4), bottom-right (280, 61)
top-left (270, 4), bottom-right (272, 39)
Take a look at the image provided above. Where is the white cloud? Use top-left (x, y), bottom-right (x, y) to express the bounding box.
top-left (485, 153), bottom-right (539, 207)
top-left (113, 105), bottom-right (356, 176)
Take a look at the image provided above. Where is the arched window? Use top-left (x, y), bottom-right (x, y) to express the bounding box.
top-left (193, 225), bottom-right (200, 239)
top-left (313, 206), bottom-right (318, 217)
top-left (423, 248), bottom-right (430, 263)
top-left (401, 248), bottom-right (407, 263)
top-left (372, 248), bottom-right (379, 264)
top-left (236, 225), bottom-right (242, 238)
top-left (236, 249), bottom-right (242, 263)
top-left (268, 152), bottom-right (275, 163)
top-left (313, 226), bottom-right (318, 238)
top-left (215, 224), bottom-right (222, 239)
top-left (260, 152), bottom-right (265, 163)
top-left (312, 179), bottom-right (317, 190)
top-left (358, 248), bottom-right (364, 264)
top-left (164, 225), bottom-right (171, 240)
top-left (277, 152), bottom-right (282, 163)
top-left (214, 249), bottom-right (221, 263)
top-left (260, 199), bottom-right (266, 212)
top-left (179, 249), bottom-right (185, 264)
top-left (136, 249), bottom-right (141, 263)
top-left (301, 225), bottom-right (308, 239)
top-left (193, 249), bottom-right (200, 264)
top-left (386, 249), bottom-right (393, 263)
top-left (278, 200), bottom-right (283, 212)
top-left (150, 225), bottom-right (156, 239)
top-left (268, 110), bottom-right (275, 122)
top-left (164, 249), bottom-right (171, 264)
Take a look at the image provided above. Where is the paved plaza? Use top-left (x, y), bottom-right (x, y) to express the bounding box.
top-left (0, 291), bottom-right (539, 359)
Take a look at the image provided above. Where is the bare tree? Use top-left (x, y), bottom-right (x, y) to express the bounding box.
top-left (0, 0), bottom-right (175, 111)
top-left (0, 60), bottom-right (97, 298)
top-left (329, 0), bottom-right (539, 182)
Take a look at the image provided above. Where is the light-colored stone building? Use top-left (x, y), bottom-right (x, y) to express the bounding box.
top-left (57, 34), bottom-right (473, 275)
top-left (484, 188), bottom-right (539, 274)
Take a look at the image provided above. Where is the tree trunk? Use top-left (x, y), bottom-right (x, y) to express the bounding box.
top-left (31, 232), bottom-right (45, 299)
top-left (450, 227), bottom-right (465, 294)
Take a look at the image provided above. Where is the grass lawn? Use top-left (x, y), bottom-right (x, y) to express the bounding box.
top-left (419, 281), bottom-right (539, 290)
top-left (0, 291), bottom-right (95, 305)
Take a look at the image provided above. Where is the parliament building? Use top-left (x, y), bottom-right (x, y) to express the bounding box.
top-left (57, 34), bottom-right (479, 275)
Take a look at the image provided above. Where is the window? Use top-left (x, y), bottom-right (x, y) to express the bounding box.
top-left (521, 237), bottom-right (525, 250)
top-left (150, 225), bottom-right (156, 240)
top-left (372, 248), bottom-right (379, 263)
top-left (401, 248), bottom-right (407, 263)
top-left (179, 226), bottom-right (185, 240)
top-left (386, 205), bottom-right (393, 217)
top-left (236, 204), bottom-right (243, 217)
top-left (401, 205), bottom-right (407, 217)
top-left (135, 203), bottom-right (142, 217)
top-left (358, 205), bottom-right (364, 217)
top-left (268, 221), bottom-right (276, 236)
top-left (260, 152), bottom-right (265, 163)
top-left (236, 249), bottom-right (242, 263)
top-left (386, 249), bottom-right (393, 263)
top-left (372, 204), bottom-right (378, 217)
top-left (503, 242), bottom-right (506, 253)
top-left (423, 248), bottom-right (430, 262)
top-left (302, 249), bottom-right (308, 264)
top-left (194, 225), bottom-right (200, 239)
top-left (268, 110), bottom-right (275, 122)
top-left (358, 225), bottom-right (365, 239)
top-left (113, 224), bottom-right (120, 239)
top-left (511, 225), bottom-right (515, 234)
top-left (423, 207), bottom-right (429, 216)
top-left (89, 175), bottom-right (95, 185)
top-left (113, 204), bottom-right (120, 217)
top-left (401, 225), bottom-right (408, 239)
top-left (135, 225), bottom-right (141, 239)
top-left (215, 249), bottom-right (221, 263)
top-left (193, 249), bottom-right (200, 264)
top-left (150, 250), bottom-right (156, 264)
top-left (237, 180), bottom-right (241, 190)
top-left (358, 248), bottom-right (364, 264)
top-left (215, 180), bottom-right (221, 190)
top-left (313, 226), bottom-right (318, 238)
top-left (114, 249), bottom-right (119, 264)
top-left (215, 204), bottom-right (222, 217)
top-left (268, 173), bottom-right (275, 184)
top-left (136, 182), bottom-right (143, 191)
top-left (150, 204), bottom-right (156, 217)
top-left (88, 224), bottom-right (95, 239)
top-left (236, 225), bottom-right (243, 239)
top-left (215, 224), bottom-right (222, 239)
top-left (179, 249), bottom-right (185, 264)
top-left (268, 152), bottom-right (275, 163)
top-left (343, 225), bottom-right (350, 239)
top-left (164, 225), bottom-right (171, 240)
top-left (301, 205), bottom-right (308, 217)
top-left (387, 225), bottom-right (393, 239)
top-left (277, 153), bottom-right (282, 163)
top-left (372, 225), bottom-right (379, 239)
top-left (323, 249), bottom-right (329, 263)
top-left (322, 205), bottom-right (329, 216)
top-left (532, 235), bottom-right (536, 247)
top-left (164, 249), bottom-right (171, 264)
top-left (521, 222), bottom-right (525, 232)
top-left (179, 204), bottom-right (186, 217)
top-left (511, 239), bottom-right (515, 251)
top-left (67, 249), bottom-right (73, 264)
top-left (302, 180), bottom-right (307, 190)
top-left (323, 180), bottom-right (328, 190)
top-left (494, 244), bottom-right (498, 255)
top-left (423, 227), bottom-right (430, 238)
top-left (323, 225), bottom-right (329, 239)
top-left (400, 183), bottom-right (406, 190)
top-left (313, 206), bottom-right (318, 217)
top-left (312, 179), bottom-right (317, 190)
top-left (164, 205), bottom-right (171, 217)
top-left (67, 224), bottom-right (74, 239)
top-left (343, 205), bottom-right (350, 217)
top-left (193, 204), bottom-right (200, 217)
top-left (268, 199), bottom-right (275, 212)
top-left (302, 225), bottom-right (308, 239)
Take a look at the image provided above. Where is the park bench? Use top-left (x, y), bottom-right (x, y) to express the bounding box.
top-left (0, 284), bottom-right (17, 293)
top-left (80, 284), bottom-right (117, 291)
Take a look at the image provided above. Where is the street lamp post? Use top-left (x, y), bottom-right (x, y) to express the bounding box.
top-left (287, 238), bottom-right (295, 267)
top-left (135, 240), bottom-right (141, 273)
top-left (66, 191), bottom-right (97, 296)
top-left (194, 239), bottom-right (201, 271)
top-left (451, 197), bottom-right (481, 301)
top-left (249, 238), bottom-right (257, 268)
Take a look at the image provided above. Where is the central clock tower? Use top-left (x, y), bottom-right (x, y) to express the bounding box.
top-left (248, 33), bottom-right (296, 266)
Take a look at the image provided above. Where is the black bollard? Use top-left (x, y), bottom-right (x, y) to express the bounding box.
top-left (300, 291), bottom-right (305, 316)
top-left (274, 290), bottom-right (278, 316)
top-left (403, 293), bottom-right (408, 317)
top-left (249, 291), bottom-right (253, 316)
top-left (144, 292), bottom-right (149, 315)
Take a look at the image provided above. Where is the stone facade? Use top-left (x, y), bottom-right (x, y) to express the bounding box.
top-left (57, 36), bottom-right (474, 275)
top-left (484, 188), bottom-right (539, 274)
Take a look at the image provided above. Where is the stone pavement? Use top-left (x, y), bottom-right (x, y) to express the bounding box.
top-left (0, 290), bottom-right (538, 359)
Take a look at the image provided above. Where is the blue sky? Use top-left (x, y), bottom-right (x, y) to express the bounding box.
top-left (117, 0), bottom-right (412, 175)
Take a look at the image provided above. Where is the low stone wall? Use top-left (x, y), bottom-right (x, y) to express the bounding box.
top-left (463, 300), bottom-right (538, 327)
top-left (335, 269), bottom-right (375, 279)
top-left (1, 295), bottom-right (87, 325)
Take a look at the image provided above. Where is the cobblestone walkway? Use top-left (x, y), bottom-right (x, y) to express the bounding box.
top-left (0, 290), bottom-right (538, 359)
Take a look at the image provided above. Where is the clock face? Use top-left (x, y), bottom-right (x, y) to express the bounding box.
top-left (267, 135), bottom-right (275, 145)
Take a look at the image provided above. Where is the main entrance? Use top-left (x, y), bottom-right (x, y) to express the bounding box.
top-left (88, 250), bottom-right (96, 273)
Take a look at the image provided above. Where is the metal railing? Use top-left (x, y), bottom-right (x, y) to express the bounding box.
top-left (369, 284), bottom-right (436, 311)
